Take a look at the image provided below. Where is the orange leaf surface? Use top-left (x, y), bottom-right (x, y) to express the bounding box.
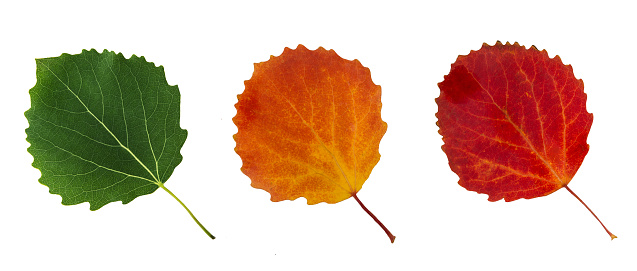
top-left (234, 45), bottom-right (394, 242)
top-left (436, 41), bottom-right (615, 239)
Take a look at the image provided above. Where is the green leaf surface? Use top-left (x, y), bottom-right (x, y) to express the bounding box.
top-left (26, 49), bottom-right (186, 210)
top-left (25, 49), bottom-right (213, 239)
top-left (24, 50), bottom-right (215, 239)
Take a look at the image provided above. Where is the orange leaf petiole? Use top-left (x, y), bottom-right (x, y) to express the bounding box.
top-left (352, 193), bottom-right (396, 243)
top-left (564, 185), bottom-right (616, 240)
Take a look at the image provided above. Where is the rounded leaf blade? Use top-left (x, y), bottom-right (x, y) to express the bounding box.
top-left (25, 49), bottom-right (188, 211)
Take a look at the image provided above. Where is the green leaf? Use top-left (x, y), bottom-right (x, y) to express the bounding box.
top-left (25, 49), bottom-right (213, 239)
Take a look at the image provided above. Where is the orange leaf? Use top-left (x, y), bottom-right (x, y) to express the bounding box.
top-left (436, 41), bottom-right (615, 239)
top-left (234, 45), bottom-right (394, 242)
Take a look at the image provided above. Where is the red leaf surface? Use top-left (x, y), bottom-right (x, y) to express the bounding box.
top-left (436, 41), bottom-right (615, 239)
top-left (234, 45), bottom-right (394, 242)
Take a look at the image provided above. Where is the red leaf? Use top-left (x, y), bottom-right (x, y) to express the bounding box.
top-left (436, 41), bottom-right (615, 239)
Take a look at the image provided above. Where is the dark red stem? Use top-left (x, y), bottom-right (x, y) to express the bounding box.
top-left (564, 185), bottom-right (616, 240)
top-left (352, 193), bottom-right (396, 243)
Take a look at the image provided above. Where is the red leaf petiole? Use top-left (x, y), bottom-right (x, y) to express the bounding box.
top-left (564, 185), bottom-right (616, 240)
top-left (352, 192), bottom-right (396, 243)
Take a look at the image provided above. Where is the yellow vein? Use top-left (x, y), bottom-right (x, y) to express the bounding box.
top-left (515, 57), bottom-right (548, 157)
top-left (346, 75), bottom-right (359, 192)
top-left (34, 115), bottom-right (120, 148)
top-left (551, 66), bottom-right (568, 174)
top-left (268, 78), bottom-right (354, 193)
top-left (128, 64), bottom-right (160, 180)
top-left (456, 146), bottom-right (546, 181)
top-left (86, 55), bottom-right (106, 121)
top-left (107, 60), bottom-right (130, 146)
top-left (257, 140), bottom-right (350, 192)
top-left (38, 135), bottom-right (155, 184)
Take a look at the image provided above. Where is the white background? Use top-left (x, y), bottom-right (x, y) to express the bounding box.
top-left (1, 1), bottom-right (635, 270)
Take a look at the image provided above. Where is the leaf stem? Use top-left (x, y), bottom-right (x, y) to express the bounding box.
top-left (158, 182), bottom-right (215, 240)
top-left (352, 193), bottom-right (395, 243)
top-left (564, 185), bottom-right (616, 240)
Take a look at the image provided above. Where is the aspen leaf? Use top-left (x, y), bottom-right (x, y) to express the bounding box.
top-left (233, 45), bottom-right (395, 243)
top-left (436, 41), bottom-right (615, 239)
top-left (25, 49), bottom-right (213, 239)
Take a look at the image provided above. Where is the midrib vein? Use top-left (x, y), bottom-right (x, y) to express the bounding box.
top-left (40, 60), bottom-right (160, 184)
top-left (283, 95), bottom-right (354, 193)
top-left (467, 69), bottom-right (564, 185)
top-left (268, 78), bottom-right (354, 193)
